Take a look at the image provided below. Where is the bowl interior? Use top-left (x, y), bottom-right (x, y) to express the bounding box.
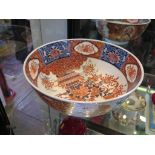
top-left (23, 39), bottom-right (143, 103)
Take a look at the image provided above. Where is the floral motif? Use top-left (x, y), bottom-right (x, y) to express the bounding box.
top-left (74, 41), bottom-right (98, 55)
top-left (38, 41), bottom-right (70, 65)
top-left (83, 63), bottom-right (95, 76)
top-left (28, 59), bottom-right (39, 80)
top-left (57, 72), bottom-right (126, 101)
top-left (42, 78), bottom-right (54, 90)
top-left (125, 64), bottom-right (138, 83)
top-left (35, 57), bottom-right (127, 102)
top-left (107, 52), bottom-right (120, 64)
top-left (122, 26), bottom-right (136, 39)
top-left (39, 72), bottom-right (57, 90)
top-left (101, 44), bottom-right (128, 69)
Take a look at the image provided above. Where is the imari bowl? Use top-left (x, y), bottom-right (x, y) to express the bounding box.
top-left (23, 39), bottom-right (144, 117)
top-left (96, 19), bottom-right (151, 45)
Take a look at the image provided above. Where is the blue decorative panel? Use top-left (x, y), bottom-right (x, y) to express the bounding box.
top-left (38, 41), bottom-right (70, 65)
top-left (101, 44), bottom-right (128, 69)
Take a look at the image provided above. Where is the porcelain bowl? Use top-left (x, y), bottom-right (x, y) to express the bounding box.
top-left (96, 19), bottom-right (151, 45)
top-left (23, 39), bottom-right (144, 117)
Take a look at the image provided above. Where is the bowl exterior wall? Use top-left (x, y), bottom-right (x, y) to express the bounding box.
top-left (96, 20), bottom-right (150, 42)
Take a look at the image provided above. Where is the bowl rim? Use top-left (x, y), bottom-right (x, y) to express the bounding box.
top-left (23, 38), bottom-right (144, 104)
top-left (97, 19), bottom-right (151, 26)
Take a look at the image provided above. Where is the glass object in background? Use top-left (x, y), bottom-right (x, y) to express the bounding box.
top-left (0, 22), bottom-right (33, 78)
top-left (112, 91), bottom-right (146, 130)
top-left (59, 116), bottom-right (87, 135)
top-left (111, 73), bottom-right (155, 134)
top-left (142, 73), bottom-right (155, 134)
top-left (0, 20), bottom-right (33, 103)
